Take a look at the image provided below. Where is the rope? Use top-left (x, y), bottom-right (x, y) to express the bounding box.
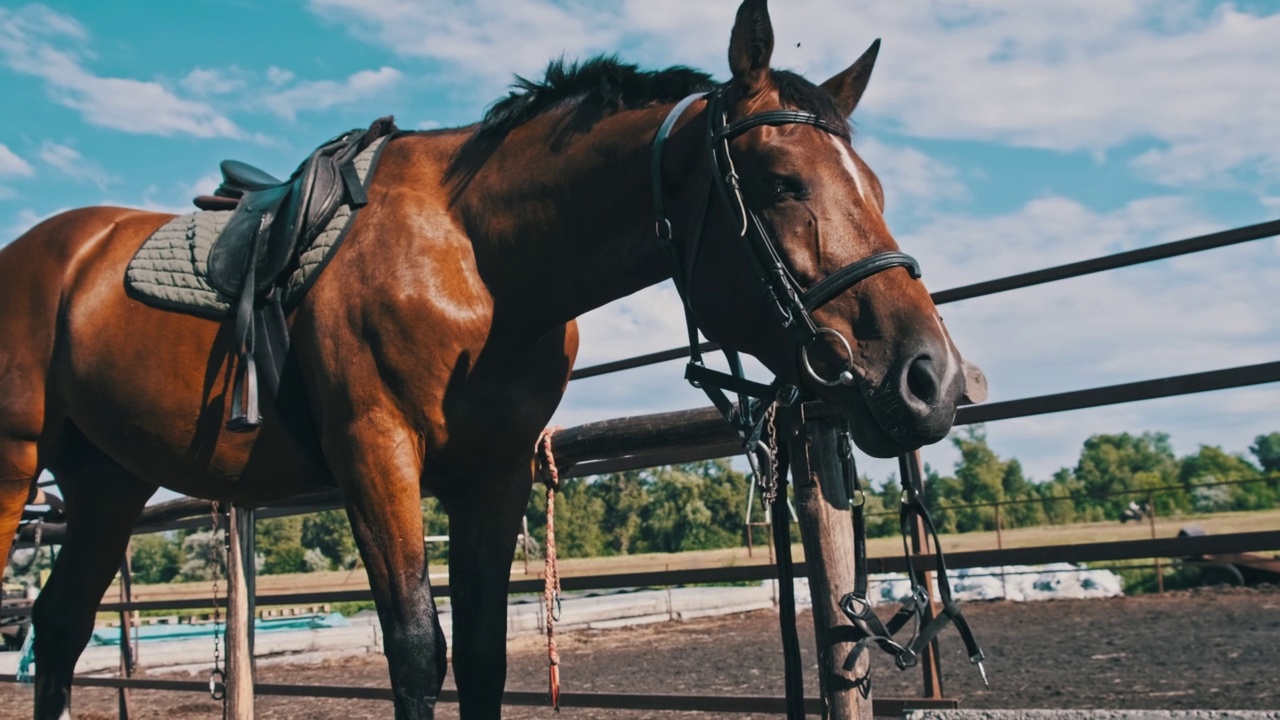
top-left (15, 623), bottom-right (34, 684)
top-left (535, 426), bottom-right (563, 711)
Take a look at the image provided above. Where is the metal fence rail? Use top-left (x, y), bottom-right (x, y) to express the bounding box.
top-left (5, 218), bottom-right (1278, 716)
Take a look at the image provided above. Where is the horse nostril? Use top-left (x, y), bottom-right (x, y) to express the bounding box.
top-left (906, 356), bottom-right (940, 406)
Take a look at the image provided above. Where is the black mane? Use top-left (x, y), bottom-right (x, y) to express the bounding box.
top-left (446, 55), bottom-right (850, 188)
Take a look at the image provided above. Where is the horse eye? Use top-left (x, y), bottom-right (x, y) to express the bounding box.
top-left (772, 180), bottom-right (788, 200)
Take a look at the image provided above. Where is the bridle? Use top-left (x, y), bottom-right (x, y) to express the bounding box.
top-left (650, 85), bottom-right (922, 451)
top-left (649, 87), bottom-right (987, 706)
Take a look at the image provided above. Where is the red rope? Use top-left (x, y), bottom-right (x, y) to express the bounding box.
top-left (535, 426), bottom-right (563, 711)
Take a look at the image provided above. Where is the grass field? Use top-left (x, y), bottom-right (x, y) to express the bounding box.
top-left (109, 505), bottom-right (1280, 610)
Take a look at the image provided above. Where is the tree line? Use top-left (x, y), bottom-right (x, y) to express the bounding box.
top-left (8, 429), bottom-right (1277, 586)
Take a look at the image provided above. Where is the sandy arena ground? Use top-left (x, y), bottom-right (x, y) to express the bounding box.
top-left (2, 586), bottom-right (1276, 719)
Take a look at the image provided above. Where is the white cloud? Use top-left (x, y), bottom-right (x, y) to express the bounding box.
top-left (266, 66), bottom-right (295, 87)
top-left (3, 206), bottom-right (68, 243)
top-left (261, 66), bottom-right (403, 121)
top-left (308, 0), bottom-right (617, 90)
top-left (130, 171), bottom-right (221, 216)
top-left (0, 5), bottom-right (242, 138)
top-left (180, 67), bottom-right (246, 96)
top-left (856, 137), bottom-right (968, 210)
top-left (38, 140), bottom-right (111, 188)
top-left (0, 143), bottom-right (35, 178)
top-left (308, 1), bottom-right (1280, 190)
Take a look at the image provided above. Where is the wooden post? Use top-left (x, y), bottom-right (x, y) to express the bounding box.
top-left (994, 501), bottom-right (1008, 600)
top-left (785, 405), bottom-right (872, 720)
top-left (901, 452), bottom-right (945, 700)
top-left (226, 505), bottom-right (254, 719)
top-left (1147, 493), bottom-right (1163, 593)
top-left (117, 546), bottom-right (135, 719)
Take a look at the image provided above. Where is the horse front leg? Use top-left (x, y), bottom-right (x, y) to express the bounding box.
top-left (336, 432), bottom-right (446, 720)
top-left (445, 463), bottom-right (534, 720)
top-left (31, 434), bottom-right (154, 720)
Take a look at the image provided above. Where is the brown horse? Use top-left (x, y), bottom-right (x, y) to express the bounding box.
top-left (0, 2), bottom-right (969, 718)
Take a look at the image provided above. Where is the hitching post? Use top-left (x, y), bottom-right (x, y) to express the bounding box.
top-left (785, 402), bottom-right (872, 720)
top-left (227, 505), bottom-right (254, 718)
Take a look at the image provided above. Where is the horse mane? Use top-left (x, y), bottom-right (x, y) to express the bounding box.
top-left (445, 55), bottom-right (849, 192)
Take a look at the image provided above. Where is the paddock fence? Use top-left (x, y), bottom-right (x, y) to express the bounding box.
top-left (4, 218), bottom-right (1279, 716)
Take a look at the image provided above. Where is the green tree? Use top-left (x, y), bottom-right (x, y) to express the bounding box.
top-left (1179, 445), bottom-right (1267, 511)
top-left (593, 470), bottom-right (649, 554)
top-left (1073, 432), bottom-right (1180, 517)
top-left (422, 498), bottom-right (450, 563)
top-left (301, 510), bottom-right (358, 570)
top-left (256, 517), bottom-right (308, 575)
top-left (1251, 432), bottom-right (1280, 474)
top-left (130, 534), bottom-right (183, 584)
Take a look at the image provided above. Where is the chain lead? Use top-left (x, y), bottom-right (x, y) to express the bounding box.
top-left (208, 502), bottom-right (226, 706)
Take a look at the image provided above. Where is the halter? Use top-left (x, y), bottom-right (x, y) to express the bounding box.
top-left (650, 85), bottom-right (921, 448)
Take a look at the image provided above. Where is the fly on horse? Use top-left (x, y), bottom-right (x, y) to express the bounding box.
top-left (0, 2), bottom-right (971, 717)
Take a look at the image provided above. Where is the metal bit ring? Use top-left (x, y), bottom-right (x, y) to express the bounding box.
top-left (800, 327), bottom-right (857, 387)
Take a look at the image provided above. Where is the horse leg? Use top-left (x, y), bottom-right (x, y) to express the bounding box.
top-left (31, 434), bottom-right (154, 720)
top-left (0, 437), bottom-right (39, 567)
top-left (445, 464), bottom-right (533, 720)
top-left (338, 438), bottom-right (445, 720)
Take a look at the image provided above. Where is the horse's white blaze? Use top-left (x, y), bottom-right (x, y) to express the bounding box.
top-left (933, 314), bottom-right (961, 393)
top-left (828, 135), bottom-right (869, 205)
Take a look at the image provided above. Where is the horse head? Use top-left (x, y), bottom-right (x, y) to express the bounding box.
top-left (679, 0), bottom-right (969, 458)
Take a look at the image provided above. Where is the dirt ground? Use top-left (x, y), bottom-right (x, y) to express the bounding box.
top-left (3, 586), bottom-right (1276, 719)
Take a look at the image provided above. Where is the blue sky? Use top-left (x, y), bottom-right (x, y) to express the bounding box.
top-left (2, 1), bottom-right (1278, 490)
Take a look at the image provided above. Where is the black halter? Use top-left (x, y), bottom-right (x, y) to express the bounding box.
top-left (650, 85), bottom-right (921, 446)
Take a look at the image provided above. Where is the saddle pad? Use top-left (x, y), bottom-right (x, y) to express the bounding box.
top-left (124, 135), bottom-right (390, 318)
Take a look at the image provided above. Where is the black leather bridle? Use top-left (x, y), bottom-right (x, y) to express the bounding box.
top-left (651, 87), bottom-right (987, 708)
top-left (650, 86), bottom-right (922, 449)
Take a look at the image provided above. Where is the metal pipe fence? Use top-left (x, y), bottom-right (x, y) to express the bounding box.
top-left (5, 217), bottom-right (1278, 716)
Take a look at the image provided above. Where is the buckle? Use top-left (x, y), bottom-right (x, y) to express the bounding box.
top-left (775, 383), bottom-right (800, 406)
top-left (839, 592), bottom-right (871, 621)
top-left (654, 217), bottom-right (673, 241)
top-left (895, 647), bottom-right (918, 670)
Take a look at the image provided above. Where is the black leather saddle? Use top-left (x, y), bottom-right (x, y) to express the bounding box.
top-left (193, 116), bottom-right (398, 432)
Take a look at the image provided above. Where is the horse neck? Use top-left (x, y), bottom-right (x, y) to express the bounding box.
top-left (455, 104), bottom-right (707, 335)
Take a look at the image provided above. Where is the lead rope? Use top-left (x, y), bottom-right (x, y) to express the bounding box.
top-left (535, 427), bottom-right (563, 711)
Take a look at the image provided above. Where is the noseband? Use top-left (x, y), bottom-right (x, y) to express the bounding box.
top-left (650, 86), bottom-right (922, 441)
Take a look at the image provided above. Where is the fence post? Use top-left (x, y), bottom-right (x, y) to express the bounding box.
top-left (785, 404), bottom-right (872, 720)
top-left (1147, 492), bottom-right (1163, 593)
top-left (117, 545), bottom-right (135, 719)
top-left (226, 505), bottom-right (254, 719)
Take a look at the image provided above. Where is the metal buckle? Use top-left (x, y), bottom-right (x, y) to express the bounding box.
top-left (775, 383), bottom-right (800, 406)
top-left (895, 647), bottom-right (919, 670)
top-left (209, 668), bottom-right (226, 700)
top-left (850, 488), bottom-right (866, 508)
top-left (654, 217), bottom-right (673, 241)
top-left (839, 592), bottom-right (871, 621)
top-left (800, 327), bottom-right (857, 388)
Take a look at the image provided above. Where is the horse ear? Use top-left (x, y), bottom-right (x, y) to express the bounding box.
top-left (728, 0), bottom-right (774, 94)
top-left (820, 38), bottom-right (881, 117)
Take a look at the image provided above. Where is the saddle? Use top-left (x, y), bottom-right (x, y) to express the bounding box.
top-left (193, 116), bottom-right (398, 432)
